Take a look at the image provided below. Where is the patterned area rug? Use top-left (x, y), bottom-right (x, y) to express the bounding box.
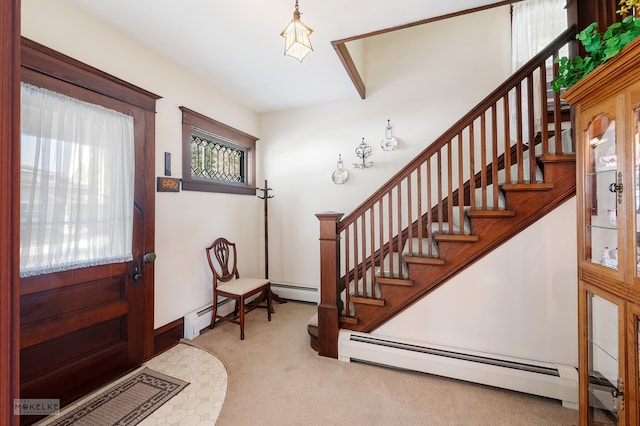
top-left (48, 367), bottom-right (188, 426)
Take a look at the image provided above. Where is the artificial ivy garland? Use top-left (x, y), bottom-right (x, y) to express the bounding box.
top-left (552, 0), bottom-right (640, 92)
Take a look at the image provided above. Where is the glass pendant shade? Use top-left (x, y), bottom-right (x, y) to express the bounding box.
top-left (281, 2), bottom-right (313, 62)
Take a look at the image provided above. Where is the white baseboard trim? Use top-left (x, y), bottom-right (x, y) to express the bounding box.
top-left (270, 282), bottom-right (318, 304)
top-left (339, 331), bottom-right (578, 409)
top-left (183, 283), bottom-right (317, 340)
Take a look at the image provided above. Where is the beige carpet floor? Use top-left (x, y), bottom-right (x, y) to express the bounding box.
top-left (191, 301), bottom-right (579, 425)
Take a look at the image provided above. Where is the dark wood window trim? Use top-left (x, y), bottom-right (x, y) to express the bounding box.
top-left (180, 106), bottom-right (258, 196)
top-left (21, 38), bottom-right (159, 112)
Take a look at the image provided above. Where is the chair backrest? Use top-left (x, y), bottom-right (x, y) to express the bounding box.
top-left (206, 237), bottom-right (240, 286)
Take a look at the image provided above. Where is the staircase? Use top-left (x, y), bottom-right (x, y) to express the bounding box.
top-left (312, 27), bottom-right (577, 358)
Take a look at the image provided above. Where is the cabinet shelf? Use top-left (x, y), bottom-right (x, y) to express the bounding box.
top-left (588, 224), bottom-right (617, 231)
top-left (589, 338), bottom-right (619, 362)
top-left (587, 169), bottom-right (618, 176)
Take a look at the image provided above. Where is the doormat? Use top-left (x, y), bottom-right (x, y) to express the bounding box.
top-left (47, 367), bottom-right (188, 426)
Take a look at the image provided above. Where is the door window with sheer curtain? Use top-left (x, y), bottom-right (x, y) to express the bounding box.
top-left (20, 82), bottom-right (135, 277)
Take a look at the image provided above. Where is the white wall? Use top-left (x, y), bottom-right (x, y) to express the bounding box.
top-left (22, 0), bottom-right (264, 328)
top-left (260, 5), bottom-right (578, 366)
top-left (375, 198), bottom-right (578, 366)
top-left (260, 6), bottom-right (513, 288)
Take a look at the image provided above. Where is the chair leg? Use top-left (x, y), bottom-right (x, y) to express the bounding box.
top-left (267, 287), bottom-right (272, 322)
top-left (239, 297), bottom-right (245, 340)
top-left (211, 295), bottom-right (218, 329)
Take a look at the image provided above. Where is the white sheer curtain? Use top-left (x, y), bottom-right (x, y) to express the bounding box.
top-left (511, 0), bottom-right (567, 140)
top-left (20, 83), bottom-right (135, 277)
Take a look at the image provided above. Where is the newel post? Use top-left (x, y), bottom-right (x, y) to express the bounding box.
top-left (315, 211), bottom-right (344, 358)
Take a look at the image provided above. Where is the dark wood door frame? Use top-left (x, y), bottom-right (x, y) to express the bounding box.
top-left (1, 0), bottom-right (20, 424)
top-left (0, 2), bottom-right (158, 417)
top-left (18, 38), bottom-right (160, 410)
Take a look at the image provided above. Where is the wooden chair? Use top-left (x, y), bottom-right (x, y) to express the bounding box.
top-left (206, 237), bottom-right (271, 340)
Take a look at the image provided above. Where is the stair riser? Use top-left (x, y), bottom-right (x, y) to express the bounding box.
top-left (538, 161), bottom-right (576, 183)
top-left (499, 187), bottom-right (573, 221)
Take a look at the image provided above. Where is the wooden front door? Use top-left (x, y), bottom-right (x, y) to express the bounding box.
top-left (18, 40), bottom-right (158, 412)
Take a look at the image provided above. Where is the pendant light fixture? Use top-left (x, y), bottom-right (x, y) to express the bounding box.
top-left (280, 0), bottom-right (313, 62)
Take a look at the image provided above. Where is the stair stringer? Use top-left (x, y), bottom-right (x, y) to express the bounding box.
top-left (341, 158), bottom-right (575, 333)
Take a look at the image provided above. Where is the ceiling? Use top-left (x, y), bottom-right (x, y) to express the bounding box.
top-left (63, 0), bottom-right (507, 113)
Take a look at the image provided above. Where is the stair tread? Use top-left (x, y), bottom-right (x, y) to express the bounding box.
top-left (465, 209), bottom-right (515, 218)
top-left (404, 256), bottom-right (446, 265)
top-left (351, 296), bottom-right (385, 306)
top-left (376, 277), bottom-right (413, 286)
top-left (434, 234), bottom-right (479, 242)
top-left (501, 183), bottom-right (554, 191)
top-left (339, 316), bottom-right (359, 325)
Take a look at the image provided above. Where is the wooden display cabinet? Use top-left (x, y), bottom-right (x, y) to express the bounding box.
top-left (563, 37), bottom-right (640, 425)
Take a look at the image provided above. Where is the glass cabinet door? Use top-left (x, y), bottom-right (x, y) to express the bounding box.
top-left (625, 303), bottom-right (640, 425)
top-left (587, 291), bottom-right (623, 424)
top-left (635, 313), bottom-right (640, 423)
top-left (585, 114), bottom-right (619, 270)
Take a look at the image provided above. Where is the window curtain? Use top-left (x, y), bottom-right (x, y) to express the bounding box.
top-left (511, 0), bottom-right (568, 140)
top-left (20, 83), bottom-right (135, 277)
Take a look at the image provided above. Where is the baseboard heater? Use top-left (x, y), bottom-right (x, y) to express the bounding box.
top-left (339, 331), bottom-right (578, 409)
top-left (270, 282), bottom-right (318, 303)
top-left (184, 284), bottom-right (318, 340)
top-left (183, 298), bottom-right (234, 340)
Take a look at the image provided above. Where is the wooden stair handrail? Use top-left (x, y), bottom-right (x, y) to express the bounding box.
top-left (317, 27), bottom-right (577, 358)
top-left (337, 26), bottom-right (576, 233)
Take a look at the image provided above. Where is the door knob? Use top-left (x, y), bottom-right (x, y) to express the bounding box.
top-left (144, 252), bottom-right (157, 263)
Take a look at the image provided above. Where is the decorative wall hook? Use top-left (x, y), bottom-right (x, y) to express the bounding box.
top-left (353, 138), bottom-right (373, 169)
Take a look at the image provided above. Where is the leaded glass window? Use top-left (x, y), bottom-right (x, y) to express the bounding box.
top-left (191, 133), bottom-right (245, 183)
top-left (180, 106), bottom-right (257, 195)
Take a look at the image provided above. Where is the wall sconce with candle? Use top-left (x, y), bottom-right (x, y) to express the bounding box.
top-left (353, 138), bottom-right (373, 169)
